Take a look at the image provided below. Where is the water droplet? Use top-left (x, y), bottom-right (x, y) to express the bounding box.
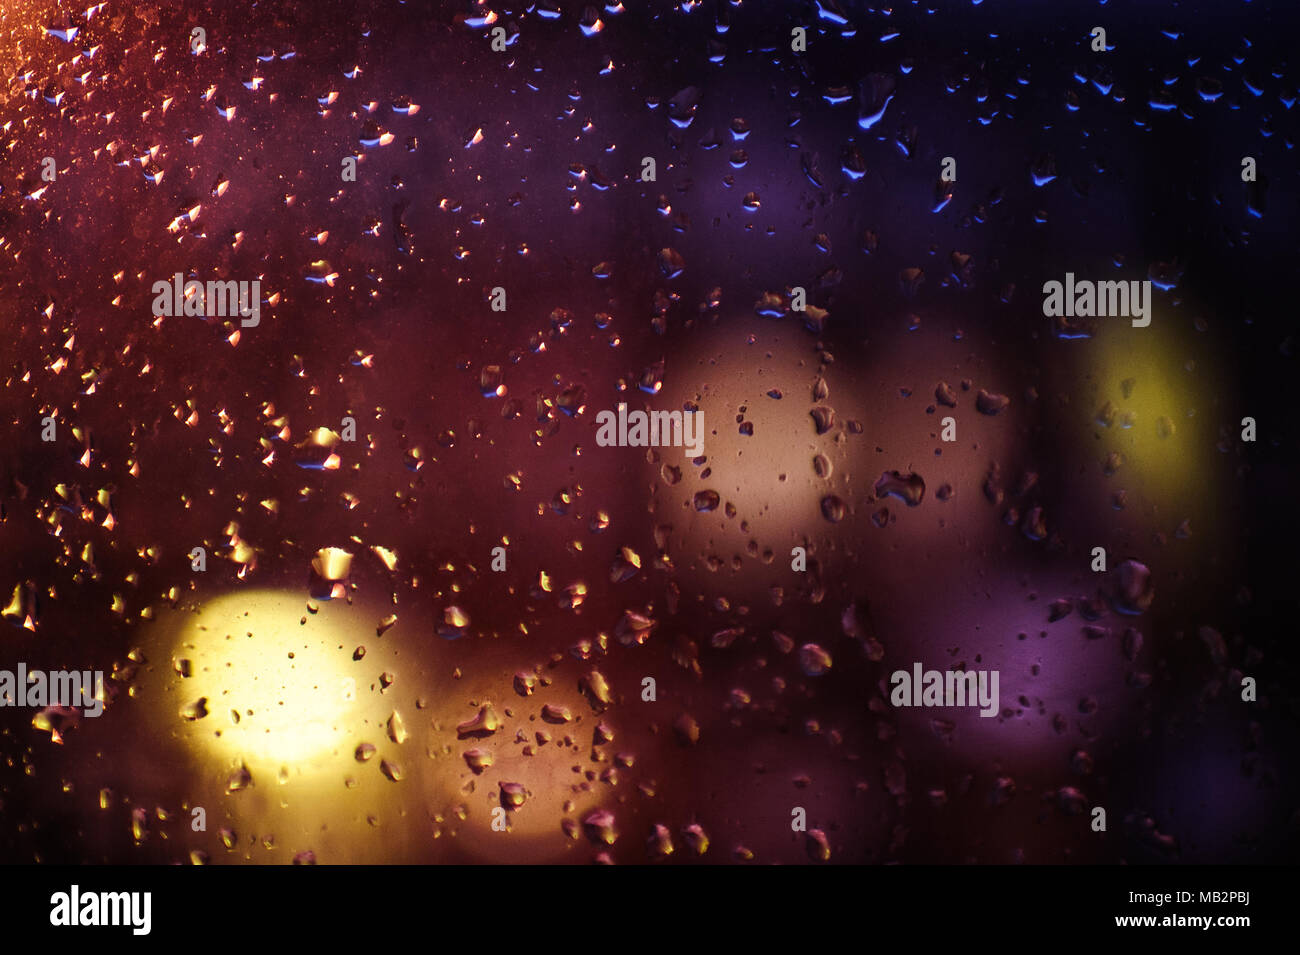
top-left (798, 643), bottom-right (833, 676)
top-left (541, 703), bottom-right (573, 724)
top-left (457, 703), bottom-right (502, 738)
top-left (672, 713), bottom-right (700, 746)
top-left (386, 711), bottom-right (408, 744)
top-left (693, 490), bottom-right (720, 512)
top-left (1110, 560), bottom-right (1154, 615)
top-left (874, 470), bottom-right (925, 506)
top-left (464, 748), bottom-right (493, 774)
top-left (820, 495), bottom-right (846, 523)
top-left (583, 809), bottom-right (619, 845)
top-left (499, 781), bottom-right (527, 809)
top-left (975, 390), bottom-right (1010, 415)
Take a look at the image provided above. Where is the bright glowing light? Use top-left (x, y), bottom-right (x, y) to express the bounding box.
top-left (172, 590), bottom-right (365, 766)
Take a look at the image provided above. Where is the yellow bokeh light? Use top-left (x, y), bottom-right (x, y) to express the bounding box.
top-left (1091, 318), bottom-right (1213, 505)
top-left (171, 590), bottom-right (365, 768)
